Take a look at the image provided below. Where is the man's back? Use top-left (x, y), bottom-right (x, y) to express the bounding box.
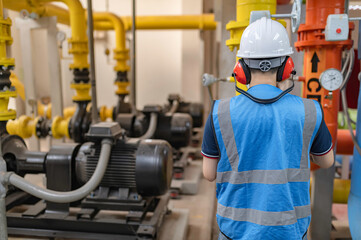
top-left (212, 85), bottom-right (322, 240)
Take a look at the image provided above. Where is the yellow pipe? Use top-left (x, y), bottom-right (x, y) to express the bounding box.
top-left (6, 115), bottom-right (39, 138)
top-left (99, 105), bottom-right (114, 121)
top-left (93, 14), bottom-right (217, 31)
top-left (51, 116), bottom-right (70, 138)
top-left (333, 179), bottom-right (351, 204)
top-left (3, 0), bottom-right (70, 25)
top-left (227, 0), bottom-right (277, 95)
top-left (37, 102), bottom-right (76, 120)
top-left (93, 12), bottom-right (129, 72)
top-left (37, 0), bottom-right (88, 70)
top-left (0, 0), bottom-right (16, 122)
top-left (10, 72), bottom-right (25, 101)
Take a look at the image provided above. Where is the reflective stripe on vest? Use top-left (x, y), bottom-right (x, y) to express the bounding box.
top-left (216, 97), bottom-right (317, 225)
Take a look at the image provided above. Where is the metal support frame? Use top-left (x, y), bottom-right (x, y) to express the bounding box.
top-left (6, 192), bottom-right (169, 239)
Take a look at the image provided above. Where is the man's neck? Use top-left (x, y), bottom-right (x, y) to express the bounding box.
top-left (249, 72), bottom-right (277, 88)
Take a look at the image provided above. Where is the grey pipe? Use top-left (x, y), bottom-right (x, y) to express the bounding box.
top-left (131, 0), bottom-right (136, 112)
top-left (6, 139), bottom-right (112, 203)
top-left (87, 0), bottom-right (99, 124)
top-left (168, 100), bottom-right (179, 114)
top-left (140, 112), bottom-right (158, 139)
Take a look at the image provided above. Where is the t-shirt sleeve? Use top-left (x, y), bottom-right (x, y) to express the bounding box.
top-left (310, 118), bottom-right (333, 155)
top-left (201, 113), bottom-right (220, 159)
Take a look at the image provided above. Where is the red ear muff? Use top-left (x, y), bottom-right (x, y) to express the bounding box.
top-left (277, 56), bottom-right (294, 82)
top-left (233, 59), bottom-right (251, 85)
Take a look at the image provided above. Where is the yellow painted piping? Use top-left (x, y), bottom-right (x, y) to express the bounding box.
top-left (93, 14), bottom-right (217, 31)
top-left (3, 1), bottom-right (217, 31)
top-left (6, 115), bottom-right (39, 138)
top-left (37, 0), bottom-right (89, 70)
top-left (0, 0), bottom-right (16, 123)
top-left (93, 12), bottom-right (129, 72)
top-left (10, 72), bottom-right (25, 101)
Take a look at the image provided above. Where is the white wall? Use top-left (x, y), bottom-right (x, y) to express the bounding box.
top-left (9, 0), bottom-right (204, 113)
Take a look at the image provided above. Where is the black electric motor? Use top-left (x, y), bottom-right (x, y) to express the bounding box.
top-left (164, 94), bottom-right (204, 128)
top-left (115, 105), bottom-right (193, 149)
top-left (2, 133), bottom-right (173, 197)
top-left (76, 138), bottom-right (173, 196)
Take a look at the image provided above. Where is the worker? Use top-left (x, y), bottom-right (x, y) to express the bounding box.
top-left (201, 17), bottom-right (334, 240)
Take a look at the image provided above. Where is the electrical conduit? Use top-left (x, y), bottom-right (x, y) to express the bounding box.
top-left (3, 139), bottom-right (112, 203)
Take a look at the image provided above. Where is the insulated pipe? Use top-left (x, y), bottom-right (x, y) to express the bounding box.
top-left (5, 139), bottom-right (112, 203)
top-left (140, 112), bottom-right (158, 139)
top-left (294, 0), bottom-right (353, 170)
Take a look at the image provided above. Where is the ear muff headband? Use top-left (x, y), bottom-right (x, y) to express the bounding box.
top-left (277, 56), bottom-right (295, 82)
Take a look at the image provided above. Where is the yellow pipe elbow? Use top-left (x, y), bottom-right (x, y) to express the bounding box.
top-left (10, 72), bottom-right (25, 101)
top-left (93, 12), bottom-right (130, 72)
top-left (51, 116), bottom-right (70, 139)
top-left (37, 0), bottom-right (89, 70)
top-left (63, 106), bottom-right (76, 119)
top-left (6, 115), bottom-right (38, 138)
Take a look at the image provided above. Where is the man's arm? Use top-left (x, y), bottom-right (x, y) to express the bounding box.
top-left (201, 113), bottom-right (220, 182)
top-left (203, 156), bottom-right (218, 181)
top-left (310, 117), bottom-right (334, 168)
top-left (311, 149), bottom-right (334, 168)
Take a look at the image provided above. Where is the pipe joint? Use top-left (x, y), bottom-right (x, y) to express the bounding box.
top-left (99, 105), bottom-right (114, 121)
top-left (51, 116), bottom-right (70, 139)
top-left (6, 115), bottom-right (40, 138)
top-left (113, 48), bottom-right (130, 72)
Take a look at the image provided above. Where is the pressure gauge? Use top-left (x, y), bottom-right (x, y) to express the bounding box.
top-left (319, 68), bottom-right (343, 91)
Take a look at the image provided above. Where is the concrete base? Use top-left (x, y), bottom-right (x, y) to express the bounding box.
top-left (158, 208), bottom-right (189, 240)
top-left (171, 161), bottom-right (202, 195)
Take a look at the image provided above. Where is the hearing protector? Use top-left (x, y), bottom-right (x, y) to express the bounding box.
top-left (233, 56), bottom-right (295, 85)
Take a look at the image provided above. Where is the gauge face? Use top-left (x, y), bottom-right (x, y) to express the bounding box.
top-left (319, 68), bottom-right (343, 91)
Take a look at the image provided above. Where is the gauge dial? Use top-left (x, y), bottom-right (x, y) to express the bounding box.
top-left (319, 68), bottom-right (343, 91)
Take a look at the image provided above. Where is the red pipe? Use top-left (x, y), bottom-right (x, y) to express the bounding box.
top-left (337, 129), bottom-right (355, 155)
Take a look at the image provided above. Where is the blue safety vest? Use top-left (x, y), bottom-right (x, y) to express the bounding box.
top-left (212, 84), bottom-right (322, 240)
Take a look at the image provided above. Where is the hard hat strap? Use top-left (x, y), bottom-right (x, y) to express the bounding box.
top-left (235, 80), bottom-right (294, 104)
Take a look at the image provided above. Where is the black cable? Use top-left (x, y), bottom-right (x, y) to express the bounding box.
top-left (235, 81), bottom-right (294, 104)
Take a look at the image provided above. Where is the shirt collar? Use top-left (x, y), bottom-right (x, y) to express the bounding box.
top-left (246, 84), bottom-right (283, 100)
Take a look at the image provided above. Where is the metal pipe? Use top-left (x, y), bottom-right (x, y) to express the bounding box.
top-left (168, 100), bottom-right (179, 114)
top-left (94, 14), bottom-right (217, 31)
top-left (140, 112), bottom-right (157, 139)
top-left (86, 0), bottom-right (98, 124)
top-left (131, 0), bottom-right (136, 110)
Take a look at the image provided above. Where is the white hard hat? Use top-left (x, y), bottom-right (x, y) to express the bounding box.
top-left (237, 17), bottom-right (293, 59)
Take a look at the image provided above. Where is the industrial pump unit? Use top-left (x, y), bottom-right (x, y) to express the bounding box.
top-left (3, 122), bottom-right (173, 239)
